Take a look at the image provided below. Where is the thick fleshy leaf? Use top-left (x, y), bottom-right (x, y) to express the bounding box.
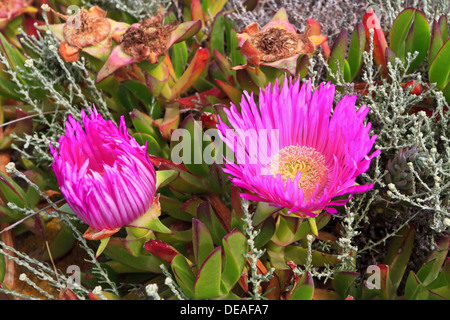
top-left (96, 45), bottom-right (137, 83)
top-left (429, 39), bottom-right (450, 90)
top-left (429, 20), bottom-right (444, 65)
top-left (192, 218), bottom-right (214, 268)
top-left (290, 271), bottom-right (314, 300)
top-left (130, 109), bottom-right (165, 145)
top-left (215, 79), bottom-right (242, 107)
top-left (389, 8), bottom-right (416, 61)
top-left (363, 8), bottom-right (387, 75)
top-left (253, 201), bottom-right (281, 226)
top-left (133, 132), bottom-right (164, 157)
top-left (404, 271), bottom-right (422, 300)
top-left (0, 171), bottom-right (26, 208)
top-left (144, 239), bottom-right (180, 263)
top-left (194, 246), bottom-right (222, 299)
top-left (417, 236), bottom-right (450, 286)
top-left (171, 254), bottom-right (196, 299)
top-left (333, 271), bottom-right (360, 299)
top-left (439, 14), bottom-right (448, 42)
top-left (197, 201), bottom-right (227, 245)
top-left (170, 47), bottom-right (210, 99)
top-left (403, 9), bottom-right (430, 71)
top-left (347, 23), bottom-right (365, 81)
top-left (167, 20), bottom-right (202, 48)
top-left (105, 237), bottom-right (165, 273)
top-left (221, 230), bottom-right (247, 292)
top-left (327, 29), bottom-right (347, 83)
top-left (210, 13), bottom-right (225, 55)
top-left (383, 225), bottom-right (415, 291)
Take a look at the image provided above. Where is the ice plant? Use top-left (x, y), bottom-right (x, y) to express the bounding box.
top-left (234, 8), bottom-right (327, 75)
top-left (50, 107), bottom-right (157, 235)
top-left (217, 77), bottom-right (380, 218)
top-left (39, 6), bottom-right (129, 62)
top-left (0, 0), bottom-right (37, 30)
top-left (96, 13), bottom-right (201, 83)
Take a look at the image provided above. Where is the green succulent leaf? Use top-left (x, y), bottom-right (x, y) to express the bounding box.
top-left (390, 8), bottom-right (416, 61)
top-left (390, 8), bottom-right (430, 71)
top-left (429, 20), bottom-right (444, 66)
top-left (383, 225), bottom-right (415, 291)
top-left (429, 39), bottom-right (450, 90)
top-left (290, 271), bottom-right (314, 300)
top-left (194, 246), bottom-right (222, 299)
top-left (172, 254), bottom-right (196, 299)
top-left (347, 22), bottom-right (365, 81)
top-left (332, 271), bottom-right (360, 299)
top-left (438, 14), bottom-right (448, 42)
top-left (327, 29), bottom-right (347, 83)
top-left (192, 218), bottom-right (215, 268)
top-left (0, 170), bottom-right (27, 208)
top-left (221, 230), bottom-right (247, 292)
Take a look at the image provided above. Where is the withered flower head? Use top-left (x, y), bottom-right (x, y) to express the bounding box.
top-left (96, 14), bottom-right (202, 83)
top-left (121, 14), bottom-right (178, 63)
top-left (38, 6), bottom-right (129, 63)
top-left (62, 6), bottom-right (111, 48)
top-left (235, 8), bottom-right (327, 74)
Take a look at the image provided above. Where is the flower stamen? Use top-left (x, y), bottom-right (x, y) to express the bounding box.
top-left (269, 145), bottom-right (328, 199)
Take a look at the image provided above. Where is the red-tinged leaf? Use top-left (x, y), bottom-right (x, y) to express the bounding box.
top-left (143, 239), bottom-right (180, 263)
top-left (221, 230), bottom-right (247, 292)
top-left (363, 8), bottom-right (387, 76)
top-left (385, 46), bottom-right (398, 67)
top-left (322, 41), bottom-right (331, 60)
top-left (327, 29), bottom-right (347, 83)
top-left (213, 49), bottom-right (233, 77)
top-left (347, 22), bottom-right (366, 81)
top-left (194, 246), bottom-right (222, 299)
top-left (383, 224), bottom-right (415, 291)
top-left (192, 218), bottom-right (214, 268)
top-left (155, 105), bottom-right (179, 140)
top-left (429, 39), bottom-right (450, 90)
top-left (290, 271), bottom-right (314, 300)
top-left (190, 0), bottom-right (204, 24)
top-left (167, 20), bottom-right (202, 48)
top-left (205, 193), bottom-right (232, 232)
top-left (148, 155), bottom-right (189, 172)
top-left (171, 254), bottom-right (196, 299)
top-left (438, 15), bottom-right (448, 42)
top-left (180, 198), bottom-right (203, 216)
top-left (200, 112), bottom-right (218, 129)
top-left (177, 87), bottom-right (225, 109)
top-left (96, 45), bottom-right (136, 83)
top-left (430, 19), bottom-right (444, 64)
top-left (306, 18), bottom-right (321, 36)
top-left (215, 78), bottom-right (243, 107)
top-left (403, 9), bottom-right (430, 71)
top-left (170, 47), bottom-right (210, 99)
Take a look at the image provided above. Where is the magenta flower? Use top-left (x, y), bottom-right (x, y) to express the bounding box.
top-left (50, 108), bottom-right (156, 232)
top-left (217, 77), bottom-right (380, 218)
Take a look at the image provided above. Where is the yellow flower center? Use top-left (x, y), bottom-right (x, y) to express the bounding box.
top-left (269, 145), bottom-right (328, 199)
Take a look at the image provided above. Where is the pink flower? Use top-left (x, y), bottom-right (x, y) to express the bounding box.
top-left (217, 77), bottom-right (380, 218)
top-left (50, 108), bottom-right (156, 231)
